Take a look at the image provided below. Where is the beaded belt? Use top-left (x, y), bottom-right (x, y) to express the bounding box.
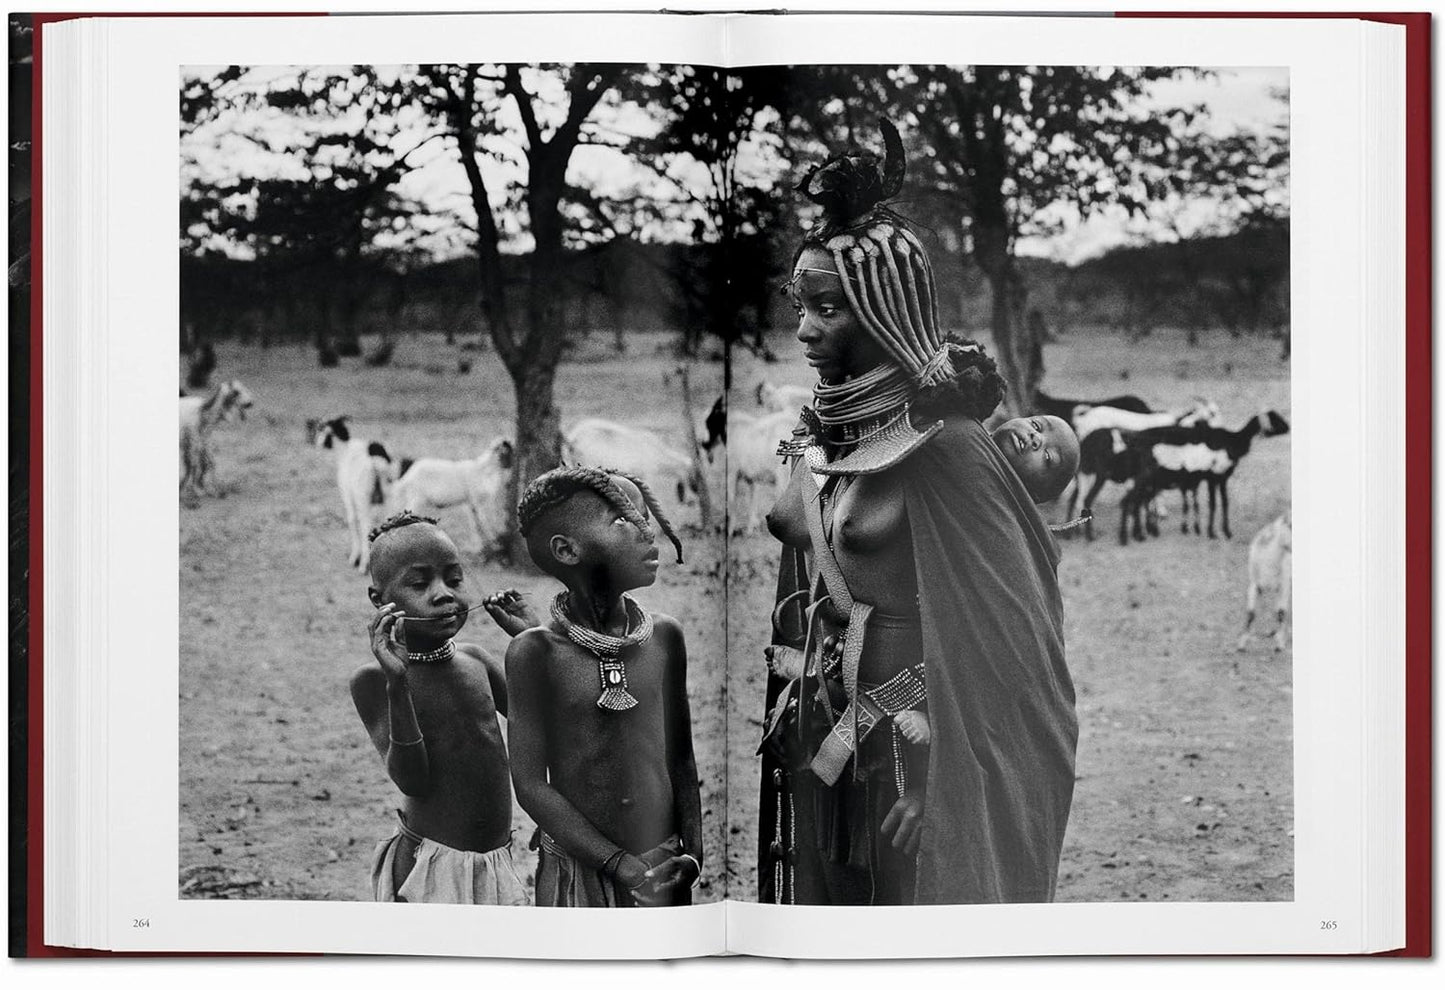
top-left (810, 661), bottom-right (927, 786)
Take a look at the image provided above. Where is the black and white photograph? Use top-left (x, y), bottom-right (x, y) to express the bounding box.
top-left (178, 62), bottom-right (736, 906)
top-left (177, 60), bottom-right (1290, 909)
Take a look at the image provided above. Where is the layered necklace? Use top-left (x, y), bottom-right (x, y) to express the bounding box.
top-left (550, 591), bottom-right (655, 711)
top-left (811, 363), bottom-right (913, 449)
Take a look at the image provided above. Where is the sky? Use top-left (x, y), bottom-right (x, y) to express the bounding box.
top-left (181, 65), bottom-right (1288, 267)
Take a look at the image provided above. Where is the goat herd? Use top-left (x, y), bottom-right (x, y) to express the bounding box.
top-left (179, 375), bottom-right (1293, 655)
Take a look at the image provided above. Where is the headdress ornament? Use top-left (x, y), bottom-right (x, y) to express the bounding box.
top-left (790, 121), bottom-right (988, 473)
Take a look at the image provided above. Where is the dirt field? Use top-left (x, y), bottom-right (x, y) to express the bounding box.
top-left (180, 325), bottom-right (1291, 905)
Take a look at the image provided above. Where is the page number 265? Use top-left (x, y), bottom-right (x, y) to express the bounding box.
top-left (1320, 920), bottom-right (1338, 931)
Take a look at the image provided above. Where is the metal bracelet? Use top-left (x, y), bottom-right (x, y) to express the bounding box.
top-left (681, 853), bottom-right (703, 889)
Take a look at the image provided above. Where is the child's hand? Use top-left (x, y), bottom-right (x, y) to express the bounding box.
top-left (369, 603), bottom-right (410, 681)
top-left (894, 710), bottom-right (931, 746)
top-left (630, 855), bottom-right (699, 905)
top-left (483, 589), bottom-right (541, 638)
top-left (611, 852), bottom-right (650, 892)
top-left (880, 792), bottom-right (925, 856)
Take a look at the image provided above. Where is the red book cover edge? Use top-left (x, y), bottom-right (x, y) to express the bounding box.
top-left (16, 7), bottom-right (1433, 961)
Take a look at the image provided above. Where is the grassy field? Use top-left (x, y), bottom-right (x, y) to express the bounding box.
top-left (180, 323), bottom-right (1292, 905)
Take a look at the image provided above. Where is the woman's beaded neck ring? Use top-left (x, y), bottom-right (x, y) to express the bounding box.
top-left (407, 640), bottom-right (456, 664)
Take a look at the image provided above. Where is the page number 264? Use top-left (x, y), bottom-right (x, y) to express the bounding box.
top-left (1320, 921), bottom-right (1338, 931)
top-left (132, 918), bottom-right (150, 929)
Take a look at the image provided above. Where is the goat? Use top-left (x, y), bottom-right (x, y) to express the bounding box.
top-left (390, 437), bottom-right (516, 560)
top-left (725, 409), bottom-right (797, 535)
top-left (1034, 389), bottom-right (1151, 423)
top-left (755, 380), bottom-right (813, 415)
top-left (562, 418), bottom-right (703, 523)
top-left (179, 380), bottom-right (255, 502)
top-left (313, 416), bottom-right (400, 571)
top-left (1066, 428), bottom-right (1142, 541)
top-left (1118, 410), bottom-right (1291, 545)
top-left (1071, 397), bottom-right (1222, 443)
top-left (1238, 511), bottom-right (1292, 652)
top-left (1061, 399), bottom-right (1222, 530)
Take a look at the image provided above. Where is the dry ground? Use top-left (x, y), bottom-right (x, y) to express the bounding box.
top-left (180, 325), bottom-right (1291, 906)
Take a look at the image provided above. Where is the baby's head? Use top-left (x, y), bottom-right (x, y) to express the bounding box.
top-left (991, 415), bottom-right (1080, 503)
top-left (367, 511), bottom-right (470, 642)
top-left (517, 466), bottom-right (684, 590)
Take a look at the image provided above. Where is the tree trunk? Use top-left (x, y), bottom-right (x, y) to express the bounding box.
top-left (496, 164), bottom-right (569, 566)
top-left (973, 221), bottom-right (1036, 418)
top-left (503, 358), bottom-right (563, 566)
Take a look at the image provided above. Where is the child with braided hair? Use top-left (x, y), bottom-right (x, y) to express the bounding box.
top-left (350, 510), bottom-right (540, 904)
top-left (506, 466), bottom-right (703, 907)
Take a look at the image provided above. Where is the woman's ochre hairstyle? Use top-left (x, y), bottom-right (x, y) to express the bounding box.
top-left (795, 121), bottom-right (1006, 422)
top-left (911, 334), bottom-right (1008, 424)
top-left (517, 465), bottom-right (684, 564)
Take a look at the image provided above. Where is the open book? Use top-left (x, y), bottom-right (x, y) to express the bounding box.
top-left (13, 7), bottom-right (1429, 959)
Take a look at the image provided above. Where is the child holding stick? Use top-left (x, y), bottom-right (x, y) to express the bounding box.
top-left (351, 510), bottom-right (536, 904)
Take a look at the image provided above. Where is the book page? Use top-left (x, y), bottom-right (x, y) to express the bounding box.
top-left (719, 11), bottom-right (1398, 957)
top-left (61, 10), bottom-right (734, 959)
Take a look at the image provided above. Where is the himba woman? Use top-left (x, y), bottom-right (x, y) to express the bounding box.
top-left (756, 123), bottom-right (1079, 905)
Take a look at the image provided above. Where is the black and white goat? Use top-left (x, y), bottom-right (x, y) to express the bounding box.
top-left (1071, 397), bottom-right (1222, 443)
top-left (312, 416), bottom-right (398, 572)
top-left (1238, 511), bottom-right (1292, 653)
top-left (1066, 428), bottom-right (1143, 541)
top-left (1034, 389), bottom-right (1151, 423)
top-left (1062, 398), bottom-right (1222, 532)
top-left (179, 379), bottom-right (255, 502)
top-left (1118, 410), bottom-right (1291, 545)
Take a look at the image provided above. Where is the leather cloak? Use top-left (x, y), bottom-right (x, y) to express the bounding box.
top-left (900, 415), bottom-right (1077, 903)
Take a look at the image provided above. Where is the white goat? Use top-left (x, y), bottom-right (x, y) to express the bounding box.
top-left (1238, 511), bottom-right (1292, 653)
top-left (755, 380), bottom-right (813, 414)
top-left (726, 409), bottom-right (797, 535)
top-left (179, 379), bottom-right (255, 502)
top-left (562, 418), bottom-right (702, 522)
top-left (1071, 397), bottom-right (1222, 443)
top-left (313, 416), bottom-right (399, 572)
top-left (391, 437), bottom-right (516, 559)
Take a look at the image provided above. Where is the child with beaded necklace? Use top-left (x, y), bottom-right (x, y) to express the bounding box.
top-left (506, 466), bottom-right (703, 907)
top-left (351, 510), bottom-right (538, 904)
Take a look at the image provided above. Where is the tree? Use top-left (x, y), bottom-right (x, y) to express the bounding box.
top-left (902, 65), bottom-right (1196, 416)
top-left (409, 64), bottom-right (624, 563)
top-left (182, 64), bottom-right (636, 562)
top-left (180, 67), bottom-right (445, 349)
top-left (623, 65), bottom-right (794, 356)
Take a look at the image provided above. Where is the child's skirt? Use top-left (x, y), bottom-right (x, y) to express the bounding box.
top-left (370, 811), bottom-right (529, 905)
